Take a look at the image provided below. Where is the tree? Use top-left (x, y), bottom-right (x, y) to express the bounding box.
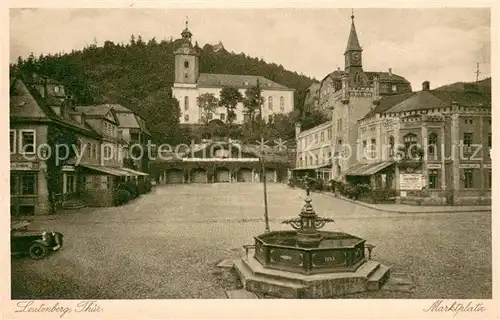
top-left (46, 125), bottom-right (78, 214)
top-left (197, 93), bottom-right (219, 125)
top-left (219, 87), bottom-right (242, 124)
top-left (301, 109), bottom-right (329, 131)
top-left (243, 81), bottom-right (264, 126)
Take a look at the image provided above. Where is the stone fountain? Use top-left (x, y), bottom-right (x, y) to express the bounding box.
top-left (233, 190), bottom-right (391, 298)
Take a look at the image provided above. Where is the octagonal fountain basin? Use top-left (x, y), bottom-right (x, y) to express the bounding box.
top-left (254, 230), bottom-right (366, 275)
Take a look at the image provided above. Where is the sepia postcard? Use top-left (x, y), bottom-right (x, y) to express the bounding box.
top-left (1, 1), bottom-right (498, 319)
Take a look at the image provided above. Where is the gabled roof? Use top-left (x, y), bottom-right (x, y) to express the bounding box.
top-left (75, 104), bottom-right (120, 124)
top-left (197, 73), bottom-right (292, 91)
top-left (10, 79), bottom-right (48, 119)
top-left (10, 78), bottom-right (99, 136)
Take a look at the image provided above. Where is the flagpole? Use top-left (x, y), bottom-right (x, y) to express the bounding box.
top-left (261, 137), bottom-right (270, 233)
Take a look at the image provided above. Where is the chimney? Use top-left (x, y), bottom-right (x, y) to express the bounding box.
top-left (388, 68), bottom-right (393, 76)
top-left (422, 81), bottom-right (430, 91)
top-left (295, 122), bottom-right (301, 137)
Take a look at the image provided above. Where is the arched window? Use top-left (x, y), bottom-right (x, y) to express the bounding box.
top-left (184, 96), bottom-right (189, 111)
top-left (280, 96), bottom-right (284, 112)
top-left (268, 96), bottom-right (273, 110)
top-left (428, 133), bottom-right (438, 156)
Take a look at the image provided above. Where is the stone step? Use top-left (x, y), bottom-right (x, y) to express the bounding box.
top-left (225, 289), bottom-right (259, 299)
top-left (234, 258), bottom-right (305, 298)
top-left (367, 264), bottom-right (390, 291)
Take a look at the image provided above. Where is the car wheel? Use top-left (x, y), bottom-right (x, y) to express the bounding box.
top-left (28, 243), bottom-right (49, 260)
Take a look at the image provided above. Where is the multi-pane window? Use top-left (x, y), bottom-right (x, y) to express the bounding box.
top-left (207, 113), bottom-right (213, 120)
top-left (314, 134), bottom-right (318, 143)
top-left (184, 60), bottom-right (189, 68)
top-left (362, 140), bottom-right (367, 157)
top-left (370, 139), bottom-right (376, 158)
top-left (220, 113), bottom-right (226, 121)
top-left (464, 169), bottom-right (474, 189)
top-left (268, 96), bottom-right (273, 110)
top-left (403, 133), bottom-right (418, 150)
top-left (428, 133), bottom-right (438, 156)
top-left (10, 130), bottom-right (16, 154)
top-left (428, 169), bottom-right (439, 189)
top-left (20, 173), bottom-right (37, 195)
top-left (463, 133), bottom-right (473, 153)
top-left (184, 96), bottom-right (189, 111)
top-left (280, 96), bottom-right (284, 112)
top-left (19, 130), bottom-right (35, 154)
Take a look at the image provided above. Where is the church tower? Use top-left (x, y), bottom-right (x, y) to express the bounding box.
top-left (174, 19), bottom-right (199, 85)
top-left (343, 13), bottom-right (368, 86)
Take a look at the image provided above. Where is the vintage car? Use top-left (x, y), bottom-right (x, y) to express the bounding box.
top-left (11, 220), bottom-right (64, 259)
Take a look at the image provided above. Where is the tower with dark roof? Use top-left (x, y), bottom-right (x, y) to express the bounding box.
top-left (343, 13), bottom-right (369, 87)
top-left (174, 19), bottom-right (199, 85)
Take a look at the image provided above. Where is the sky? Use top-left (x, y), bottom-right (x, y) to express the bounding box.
top-left (10, 8), bottom-right (491, 90)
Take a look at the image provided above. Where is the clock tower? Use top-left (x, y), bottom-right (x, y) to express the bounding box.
top-left (344, 13), bottom-right (368, 86)
top-left (174, 19), bottom-right (199, 85)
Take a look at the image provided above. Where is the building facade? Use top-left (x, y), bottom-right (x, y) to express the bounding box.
top-left (171, 23), bottom-right (295, 125)
top-left (294, 13), bottom-right (412, 183)
top-left (10, 74), bottom-right (149, 216)
top-left (353, 81), bottom-right (491, 205)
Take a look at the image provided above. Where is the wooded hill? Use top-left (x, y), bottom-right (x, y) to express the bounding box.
top-left (10, 36), bottom-right (317, 144)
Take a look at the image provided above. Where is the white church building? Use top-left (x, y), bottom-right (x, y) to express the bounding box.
top-left (171, 23), bottom-right (295, 125)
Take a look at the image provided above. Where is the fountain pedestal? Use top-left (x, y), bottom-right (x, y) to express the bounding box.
top-left (233, 196), bottom-right (391, 298)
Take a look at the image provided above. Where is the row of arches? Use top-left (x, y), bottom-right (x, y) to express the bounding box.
top-left (161, 167), bottom-right (277, 184)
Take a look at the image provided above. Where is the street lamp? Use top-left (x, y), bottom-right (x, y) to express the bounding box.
top-left (260, 137), bottom-right (270, 233)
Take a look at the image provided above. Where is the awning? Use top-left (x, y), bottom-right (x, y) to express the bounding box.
top-left (292, 164), bottom-right (332, 171)
top-left (119, 167), bottom-right (149, 176)
top-left (79, 164), bottom-right (133, 177)
top-left (344, 161), bottom-right (394, 176)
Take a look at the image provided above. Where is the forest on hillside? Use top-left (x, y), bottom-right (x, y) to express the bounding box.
top-left (10, 35), bottom-right (322, 144)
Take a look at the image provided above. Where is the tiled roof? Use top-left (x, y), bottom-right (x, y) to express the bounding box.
top-left (323, 70), bottom-right (410, 85)
top-left (385, 91), bottom-right (448, 114)
top-left (197, 73), bottom-right (292, 91)
top-left (116, 112), bottom-right (140, 128)
top-left (106, 104), bottom-right (133, 113)
top-left (365, 71), bottom-right (410, 84)
top-left (10, 79), bottom-right (48, 119)
top-left (75, 105), bottom-right (113, 117)
top-left (361, 92), bottom-right (415, 120)
top-left (10, 78), bottom-right (98, 135)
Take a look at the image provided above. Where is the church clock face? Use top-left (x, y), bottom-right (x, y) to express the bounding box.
top-left (351, 52), bottom-right (360, 62)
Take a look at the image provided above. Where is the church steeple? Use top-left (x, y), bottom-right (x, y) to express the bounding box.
top-left (344, 11), bottom-right (362, 54)
top-left (181, 17), bottom-right (193, 42)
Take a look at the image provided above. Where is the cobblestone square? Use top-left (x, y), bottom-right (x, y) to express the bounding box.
top-left (11, 184), bottom-right (492, 299)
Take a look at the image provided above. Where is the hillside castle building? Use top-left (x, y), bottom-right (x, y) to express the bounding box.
top-left (171, 22), bottom-right (294, 125)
